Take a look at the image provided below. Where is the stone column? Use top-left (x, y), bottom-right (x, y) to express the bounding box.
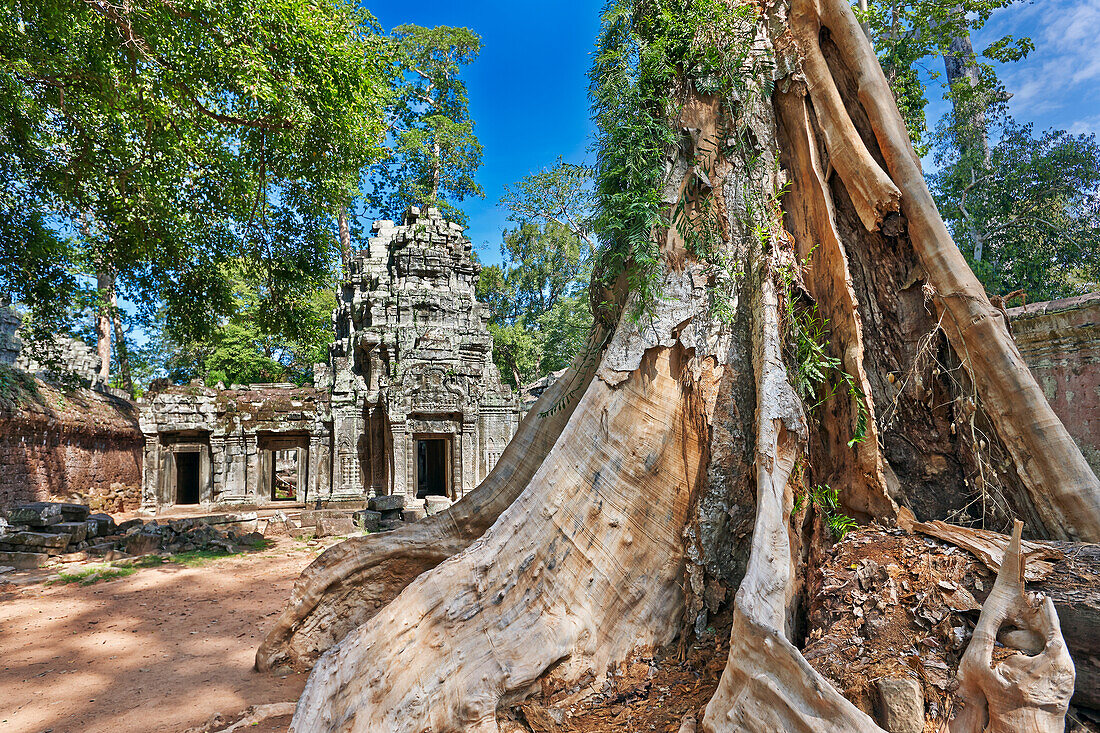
top-left (244, 434), bottom-right (260, 503)
top-left (220, 435), bottom-right (248, 502)
top-left (460, 417), bottom-right (477, 498)
top-left (309, 432), bottom-right (332, 501)
top-left (391, 420), bottom-right (407, 498)
top-left (141, 433), bottom-right (160, 510)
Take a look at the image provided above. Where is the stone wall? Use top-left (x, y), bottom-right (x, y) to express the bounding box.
top-left (0, 371), bottom-right (142, 510)
top-left (1009, 293), bottom-right (1100, 477)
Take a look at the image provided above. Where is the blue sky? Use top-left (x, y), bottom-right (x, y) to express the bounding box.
top-left (362, 0), bottom-right (1100, 265)
top-left (363, 0), bottom-right (603, 265)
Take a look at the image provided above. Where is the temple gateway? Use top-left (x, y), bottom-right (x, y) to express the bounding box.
top-left (139, 207), bottom-right (521, 510)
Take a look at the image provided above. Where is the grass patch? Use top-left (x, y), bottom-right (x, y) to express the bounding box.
top-left (51, 564), bottom-right (137, 586)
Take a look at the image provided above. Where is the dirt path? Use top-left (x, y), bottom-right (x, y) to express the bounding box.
top-left (0, 536), bottom-right (329, 733)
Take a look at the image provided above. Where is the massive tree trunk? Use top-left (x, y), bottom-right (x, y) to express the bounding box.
top-left (278, 0), bottom-right (1100, 729)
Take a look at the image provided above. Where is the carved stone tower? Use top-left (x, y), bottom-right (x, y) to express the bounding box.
top-left (324, 206), bottom-right (519, 501)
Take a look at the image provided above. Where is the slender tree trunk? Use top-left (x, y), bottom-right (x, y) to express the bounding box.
top-left (278, 1), bottom-right (1097, 730)
top-left (942, 15), bottom-right (991, 263)
top-left (337, 206), bottom-right (352, 277)
top-left (942, 18), bottom-right (991, 166)
top-left (95, 270), bottom-right (113, 385)
top-left (430, 137), bottom-right (441, 203)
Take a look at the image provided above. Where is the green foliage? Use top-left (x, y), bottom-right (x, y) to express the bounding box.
top-left (0, 362), bottom-right (40, 405)
top-left (855, 0), bottom-right (1027, 155)
top-left (138, 264), bottom-right (337, 387)
top-left (0, 0), bottom-right (393, 345)
top-left (779, 251), bottom-right (868, 448)
top-left (369, 25), bottom-right (483, 224)
top-left (793, 484), bottom-right (859, 539)
top-left (931, 118), bottom-right (1100, 301)
top-left (590, 0), bottom-right (772, 322)
top-left (500, 159), bottom-right (596, 244)
top-left (478, 221), bottom-right (593, 387)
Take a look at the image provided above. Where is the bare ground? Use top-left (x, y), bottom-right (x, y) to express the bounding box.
top-left (0, 535), bottom-right (337, 733)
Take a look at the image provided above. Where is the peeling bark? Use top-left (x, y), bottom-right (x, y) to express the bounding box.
top-left (256, 343), bottom-right (600, 671)
top-left (277, 0), bottom-right (1093, 728)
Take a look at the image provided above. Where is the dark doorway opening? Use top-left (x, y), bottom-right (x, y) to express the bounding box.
top-left (176, 452), bottom-right (201, 504)
top-left (417, 438), bottom-right (448, 498)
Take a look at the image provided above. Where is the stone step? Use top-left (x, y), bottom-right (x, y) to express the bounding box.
top-left (0, 531), bottom-right (71, 549)
top-left (53, 522), bottom-right (89, 544)
top-left (0, 551), bottom-right (48, 569)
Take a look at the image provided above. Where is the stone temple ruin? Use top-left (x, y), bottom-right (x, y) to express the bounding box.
top-left (139, 207), bottom-right (520, 510)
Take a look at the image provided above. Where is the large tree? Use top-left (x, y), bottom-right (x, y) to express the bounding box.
top-left (259, 1), bottom-right (1098, 730)
top-left (367, 24), bottom-right (484, 224)
top-left (0, 0), bottom-right (393, 383)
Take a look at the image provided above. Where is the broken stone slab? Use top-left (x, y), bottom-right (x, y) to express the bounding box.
top-left (873, 677), bottom-right (924, 733)
top-left (87, 513), bottom-right (116, 535)
top-left (379, 508), bottom-right (403, 522)
top-left (52, 522), bottom-right (89, 544)
top-left (85, 541), bottom-right (121, 557)
top-left (378, 518), bottom-right (404, 532)
top-left (352, 510), bottom-right (381, 533)
top-left (0, 550), bottom-right (48, 569)
top-left (7, 502), bottom-right (62, 527)
top-left (424, 496), bottom-right (452, 516)
top-left (125, 532), bottom-right (161, 556)
top-left (116, 518), bottom-right (143, 533)
top-left (402, 506), bottom-right (427, 523)
top-left (0, 531), bottom-right (71, 549)
top-left (367, 495), bottom-right (405, 513)
top-left (58, 503), bottom-right (90, 522)
top-left (305, 512), bottom-right (355, 538)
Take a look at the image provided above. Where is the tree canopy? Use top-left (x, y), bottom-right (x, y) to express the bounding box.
top-left (367, 24), bottom-right (484, 225)
top-left (0, 0), bottom-right (394, 345)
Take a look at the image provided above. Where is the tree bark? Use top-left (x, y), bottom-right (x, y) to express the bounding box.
top-left (278, 0), bottom-right (1098, 729)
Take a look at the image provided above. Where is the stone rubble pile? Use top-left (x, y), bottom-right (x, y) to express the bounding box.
top-left (0, 501), bottom-right (263, 569)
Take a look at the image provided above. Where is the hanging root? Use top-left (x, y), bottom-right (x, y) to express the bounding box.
top-left (702, 232), bottom-right (884, 733)
top-left (951, 521), bottom-right (1075, 732)
top-left (774, 87), bottom-right (895, 520)
top-left (789, 0), bottom-right (900, 232)
top-left (290, 344), bottom-right (709, 732)
top-left (806, 0), bottom-right (1100, 541)
top-left (256, 349), bottom-right (598, 672)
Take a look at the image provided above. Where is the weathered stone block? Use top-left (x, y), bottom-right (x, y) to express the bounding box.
top-left (2, 531), bottom-right (70, 549)
top-left (402, 506), bottom-right (426, 522)
top-left (378, 518), bottom-right (404, 532)
top-left (368, 495), bottom-right (405, 512)
top-left (58, 503), bottom-right (91, 522)
top-left (379, 508), bottom-right (403, 522)
top-left (53, 522), bottom-right (88, 544)
top-left (7, 502), bottom-right (62, 527)
top-left (116, 518), bottom-right (143, 533)
top-left (125, 531), bottom-right (161, 556)
top-left (0, 550), bottom-right (48, 569)
top-left (873, 677), bottom-right (924, 733)
top-left (352, 510), bottom-right (382, 532)
top-left (87, 513), bottom-right (116, 535)
top-left (425, 496), bottom-right (452, 516)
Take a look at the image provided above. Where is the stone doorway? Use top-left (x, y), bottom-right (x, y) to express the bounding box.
top-left (175, 451), bottom-right (201, 505)
top-left (259, 434), bottom-right (309, 504)
top-left (416, 437), bottom-right (450, 499)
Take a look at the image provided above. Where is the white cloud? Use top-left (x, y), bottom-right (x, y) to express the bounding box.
top-left (977, 0), bottom-right (1100, 123)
